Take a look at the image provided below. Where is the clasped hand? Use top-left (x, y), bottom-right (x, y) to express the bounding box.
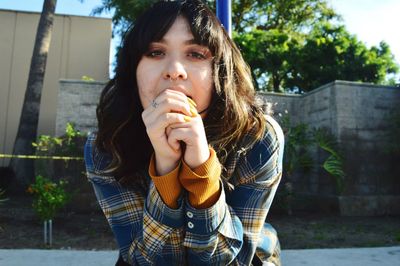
top-left (141, 89), bottom-right (210, 175)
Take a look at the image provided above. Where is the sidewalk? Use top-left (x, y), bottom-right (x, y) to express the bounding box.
top-left (0, 246), bottom-right (399, 265)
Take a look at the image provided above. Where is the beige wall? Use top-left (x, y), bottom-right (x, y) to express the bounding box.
top-left (0, 9), bottom-right (111, 166)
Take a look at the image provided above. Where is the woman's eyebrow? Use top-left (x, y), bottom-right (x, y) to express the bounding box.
top-left (184, 39), bottom-right (199, 45)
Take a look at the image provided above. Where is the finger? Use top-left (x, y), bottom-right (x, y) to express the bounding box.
top-left (156, 89), bottom-right (199, 117)
top-left (158, 89), bottom-right (193, 113)
top-left (147, 113), bottom-right (191, 137)
top-left (144, 100), bottom-right (191, 122)
top-left (142, 90), bottom-right (191, 118)
top-left (167, 133), bottom-right (182, 151)
top-left (168, 128), bottom-right (190, 151)
top-left (168, 127), bottom-right (192, 145)
top-left (165, 125), bottom-right (172, 137)
top-left (164, 90), bottom-right (198, 116)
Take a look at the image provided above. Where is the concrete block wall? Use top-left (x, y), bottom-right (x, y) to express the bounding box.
top-left (259, 81), bottom-right (400, 215)
top-left (57, 80), bottom-right (400, 215)
top-left (332, 82), bottom-right (400, 197)
top-left (56, 80), bottom-right (106, 136)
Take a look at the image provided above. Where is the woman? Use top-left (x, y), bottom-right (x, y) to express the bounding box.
top-left (84, 0), bottom-right (284, 265)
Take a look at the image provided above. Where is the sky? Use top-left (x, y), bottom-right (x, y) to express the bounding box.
top-left (1, 0), bottom-right (399, 78)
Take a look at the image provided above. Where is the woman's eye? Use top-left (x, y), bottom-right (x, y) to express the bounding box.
top-left (188, 51), bottom-right (207, 60)
top-left (146, 50), bottom-right (164, 58)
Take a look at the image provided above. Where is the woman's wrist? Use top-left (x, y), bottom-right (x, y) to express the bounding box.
top-left (184, 144), bottom-right (211, 169)
top-left (155, 154), bottom-right (180, 176)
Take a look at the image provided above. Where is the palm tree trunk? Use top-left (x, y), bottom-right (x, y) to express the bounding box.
top-left (251, 70), bottom-right (260, 91)
top-left (10, 0), bottom-right (57, 187)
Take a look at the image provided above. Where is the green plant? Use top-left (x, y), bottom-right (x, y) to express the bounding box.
top-left (0, 188), bottom-right (8, 205)
top-left (281, 114), bottom-right (314, 177)
top-left (81, 75), bottom-right (95, 82)
top-left (280, 113), bottom-right (346, 194)
top-left (32, 122), bottom-right (85, 156)
top-left (32, 122), bottom-right (85, 179)
top-left (313, 128), bottom-right (345, 193)
top-left (27, 175), bottom-right (70, 221)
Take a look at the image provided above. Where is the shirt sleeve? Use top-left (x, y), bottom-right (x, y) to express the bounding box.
top-left (84, 133), bottom-right (185, 265)
top-left (148, 154), bottom-right (183, 209)
top-left (181, 115), bottom-right (284, 266)
top-left (180, 147), bottom-right (221, 209)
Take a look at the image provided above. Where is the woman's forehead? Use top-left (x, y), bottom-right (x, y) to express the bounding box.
top-left (152, 16), bottom-right (206, 46)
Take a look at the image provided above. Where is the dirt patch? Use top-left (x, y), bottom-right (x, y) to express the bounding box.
top-left (270, 213), bottom-right (400, 249)
top-left (0, 195), bottom-right (116, 250)
top-left (1, 195), bottom-right (399, 250)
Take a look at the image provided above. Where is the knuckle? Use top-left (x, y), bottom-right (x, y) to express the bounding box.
top-left (164, 113), bottom-right (171, 121)
top-left (165, 98), bottom-right (175, 106)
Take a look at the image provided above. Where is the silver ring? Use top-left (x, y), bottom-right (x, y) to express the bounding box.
top-left (151, 100), bottom-right (158, 109)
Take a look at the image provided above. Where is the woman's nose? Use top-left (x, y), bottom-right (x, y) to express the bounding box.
top-left (163, 58), bottom-right (187, 81)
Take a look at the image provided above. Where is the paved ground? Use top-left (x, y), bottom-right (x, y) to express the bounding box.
top-left (0, 246), bottom-right (399, 265)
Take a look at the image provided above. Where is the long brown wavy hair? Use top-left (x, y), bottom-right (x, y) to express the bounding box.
top-left (95, 0), bottom-right (266, 188)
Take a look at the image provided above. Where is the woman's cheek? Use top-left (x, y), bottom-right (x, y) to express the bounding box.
top-left (137, 77), bottom-right (158, 109)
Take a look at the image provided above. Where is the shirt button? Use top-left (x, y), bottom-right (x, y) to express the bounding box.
top-left (186, 211), bottom-right (193, 218)
top-left (188, 222), bottom-right (194, 229)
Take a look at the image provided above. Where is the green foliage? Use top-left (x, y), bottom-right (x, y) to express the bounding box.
top-left (27, 175), bottom-right (70, 221)
top-left (81, 75), bottom-right (95, 82)
top-left (32, 122), bottom-right (85, 157)
top-left (92, 0), bottom-right (160, 36)
top-left (93, 0), bottom-right (336, 35)
top-left (286, 23), bottom-right (399, 92)
top-left (0, 188), bottom-right (8, 205)
top-left (280, 114), bottom-right (346, 194)
top-left (313, 128), bottom-right (345, 192)
top-left (234, 29), bottom-right (299, 92)
top-left (92, 0), bottom-right (399, 92)
top-left (92, 0), bottom-right (216, 36)
top-left (280, 114), bottom-right (314, 177)
top-left (230, 0), bottom-right (336, 33)
top-left (32, 122), bottom-right (85, 187)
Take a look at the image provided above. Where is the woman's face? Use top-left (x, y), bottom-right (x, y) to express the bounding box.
top-left (136, 16), bottom-right (214, 116)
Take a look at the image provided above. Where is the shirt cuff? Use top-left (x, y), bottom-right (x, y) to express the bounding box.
top-left (180, 147), bottom-right (221, 208)
top-left (146, 181), bottom-right (184, 228)
top-left (148, 153), bottom-right (182, 209)
top-left (183, 180), bottom-right (226, 235)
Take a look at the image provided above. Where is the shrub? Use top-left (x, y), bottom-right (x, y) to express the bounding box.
top-left (27, 175), bottom-right (70, 221)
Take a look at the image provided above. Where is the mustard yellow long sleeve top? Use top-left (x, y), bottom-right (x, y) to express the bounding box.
top-left (149, 147), bottom-right (221, 209)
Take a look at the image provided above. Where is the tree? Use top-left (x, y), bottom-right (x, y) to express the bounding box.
top-left (230, 0), bottom-right (336, 33)
top-left (93, 0), bottom-right (399, 92)
top-left (10, 0), bottom-right (57, 186)
top-left (94, 0), bottom-right (337, 91)
top-left (92, 0), bottom-right (156, 36)
top-left (92, 0), bottom-right (215, 36)
top-left (234, 29), bottom-right (299, 92)
top-left (286, 23), bottom-right (399, 92)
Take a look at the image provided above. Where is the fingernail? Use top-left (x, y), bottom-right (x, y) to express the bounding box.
top-left (187, 97), bottom-right (197, 107)
top-left (189, 106), bottom-right (198, 117)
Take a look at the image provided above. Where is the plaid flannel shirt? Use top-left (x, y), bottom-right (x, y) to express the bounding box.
top-left (84, 115), bottom-right (284, 266)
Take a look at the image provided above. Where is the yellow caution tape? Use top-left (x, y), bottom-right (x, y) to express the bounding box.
top-left (0, 154), bottom-right (83, 160)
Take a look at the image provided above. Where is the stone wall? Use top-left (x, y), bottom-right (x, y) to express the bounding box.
top-left (55, 80), bottom-right (106, 212)
top-left (57, 80), bottom-right (400, 215)
top-left (56, 80), bottom-right (106, 136)
top-left (259, 81), bottom-right (400, 215)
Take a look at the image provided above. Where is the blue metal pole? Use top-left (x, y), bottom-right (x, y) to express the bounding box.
top-left (216, 0), bottom-right (232, 37)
